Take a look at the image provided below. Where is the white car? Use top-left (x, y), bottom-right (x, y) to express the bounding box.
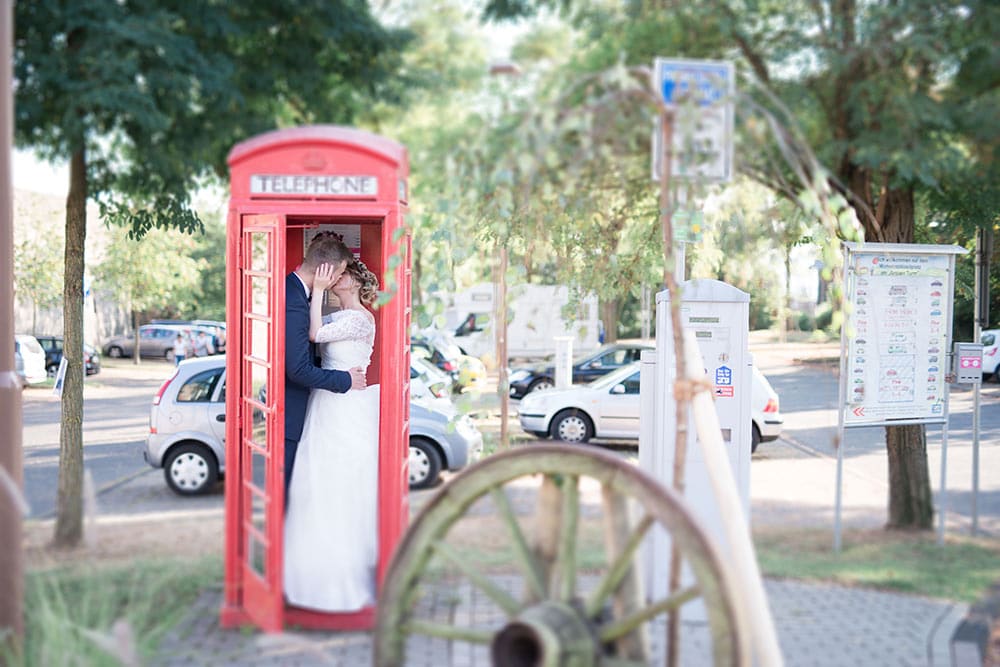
top-left (14, 334), bottom-right (47, 386)
top-left (518, 362), bottom-right (783, 452)
top-left (145, 355), bottom-right (482, 495)
top-left (981, 329), bottom-right (1000, 381)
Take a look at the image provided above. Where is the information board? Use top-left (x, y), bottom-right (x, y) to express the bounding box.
top-left (842, 243), bottom-right (967, 427)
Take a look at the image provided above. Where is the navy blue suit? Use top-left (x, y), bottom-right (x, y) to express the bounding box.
top-left (285, 273), bottom-right (351, 497)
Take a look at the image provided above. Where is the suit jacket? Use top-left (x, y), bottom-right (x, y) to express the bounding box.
top-left (285, 273), bottom-right (351, 442)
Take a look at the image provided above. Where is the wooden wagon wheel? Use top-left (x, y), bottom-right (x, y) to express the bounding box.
top-left (375, 444), bottom-right (751, 666)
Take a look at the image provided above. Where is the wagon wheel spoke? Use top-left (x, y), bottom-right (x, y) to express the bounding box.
top-left (586, 513), bottom-right (655, 618)
top-left (598, 585), bottom-right (700, 643)
top-left (490, 486), bottom-right (546, 600)
top-left (403, 620), bottom-right (493, 645)
top-left (431, 541), bottom-right (521, 617)
top-left (556, 474), bottom-right (579, 602)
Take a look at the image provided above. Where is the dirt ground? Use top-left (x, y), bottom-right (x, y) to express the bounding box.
top-left (23, 514), bottom-right (225, 571)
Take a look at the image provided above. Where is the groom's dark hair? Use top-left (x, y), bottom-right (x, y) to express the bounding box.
top-left (303, 233), bottom-right (351, 269)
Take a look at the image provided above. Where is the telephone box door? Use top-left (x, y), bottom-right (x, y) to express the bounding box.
top-left (238, 213), bottom-right (286, 631)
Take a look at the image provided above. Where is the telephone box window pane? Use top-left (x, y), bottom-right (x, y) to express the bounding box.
top-left (249, 232), bottom-right (270, 272)
top-left (251, 488), bottom-right (266, 534)
top-left (250, 408), bottom-right (267, 450)
top-left (247, 535), bottom-right (266, 578)
top-left (250, 319), bottom-right (269, 362)
top-left (248, 276), bottom-right (270, 318)
top-left (246, 360), bottom-right (269, 404)
top-left (250, 448), bottom-right (267, 491)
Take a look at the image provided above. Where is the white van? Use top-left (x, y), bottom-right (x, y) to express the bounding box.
top-left (447, 284), bottom-right (600, 361)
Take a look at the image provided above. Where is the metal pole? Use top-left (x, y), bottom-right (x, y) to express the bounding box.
top-left (938, 421), bottom-right (949, 546)
top-left (971, 228), bottom-right (985, 534)
top-left (0, 0), bottom-right (25, 650)
top-left (834, 247), bottom-right (850, 553)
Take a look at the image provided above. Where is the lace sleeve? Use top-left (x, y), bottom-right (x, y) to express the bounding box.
top-left (315, 309), bottom-right (374, 343)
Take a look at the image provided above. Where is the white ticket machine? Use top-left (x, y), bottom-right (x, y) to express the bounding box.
top-left (640, 279), bottom-right (751, 623)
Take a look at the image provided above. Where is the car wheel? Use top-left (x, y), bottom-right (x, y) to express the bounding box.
top-left (551, 409), bottom-right (594, 444)
top-left (528, 378), bottom-right (554, 393)
top-left (751, 424), bottom-right (761, 454)
top-left (409, 438), bottom-right (442, 490)
top-left (46, 363), bottom-right (58, 378)
top-left (165, 349), bottom-right (175, 362)
top-left (107, 346), bottom-right (124, 358)
top-left (164, 442), bottom-right (219, 496)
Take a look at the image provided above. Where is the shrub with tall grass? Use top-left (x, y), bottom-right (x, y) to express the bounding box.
top-left (2, 556), bottom-right (221, 666)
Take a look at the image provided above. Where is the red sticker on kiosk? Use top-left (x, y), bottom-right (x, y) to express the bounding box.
top-left (714, 386), bottom-right (734, 397)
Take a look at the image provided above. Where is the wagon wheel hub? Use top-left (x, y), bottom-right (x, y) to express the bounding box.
top-left (491, 601), bottom-right (596, 667)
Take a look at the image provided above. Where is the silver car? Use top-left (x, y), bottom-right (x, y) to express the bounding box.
top-left (144, 355), bottom-right (482, 495)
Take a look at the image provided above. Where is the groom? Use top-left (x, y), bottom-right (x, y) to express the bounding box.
top-left (285, 234), bottom-right (366, 501)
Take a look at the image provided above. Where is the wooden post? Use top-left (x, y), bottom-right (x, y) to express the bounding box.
top-left (658, 102), bottom-right (691, 667)
top-left (497, 244), bottom-right (509, 449)
top-left (0, 0), bottom-right (25, 651)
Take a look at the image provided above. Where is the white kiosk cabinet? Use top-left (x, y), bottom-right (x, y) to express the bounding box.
top-left (640, 279), bottom-right (752, 622)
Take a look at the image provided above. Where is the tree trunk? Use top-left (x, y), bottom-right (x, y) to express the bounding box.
top-left (885, 424), bottom-right (933, 529)
top-left (600, 298), bottom-right (618, 344)
top-left (132, 309), bottom-right (141, 366)
top-left (54, 148), bottom-right (87, 548)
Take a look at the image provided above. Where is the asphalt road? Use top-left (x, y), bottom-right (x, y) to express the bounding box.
top-left (19, 350), bottom-right (1000, 533)
top-left (20, 358), bottom-right (171, 518)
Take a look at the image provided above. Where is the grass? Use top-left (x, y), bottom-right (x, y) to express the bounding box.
top-left (3, 556), bottom-right (222, 666)
top-left (754, 527), bottom-right (1000, 603)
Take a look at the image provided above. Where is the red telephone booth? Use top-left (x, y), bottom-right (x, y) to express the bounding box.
top-left (220, 126), bottom-right (410, 632)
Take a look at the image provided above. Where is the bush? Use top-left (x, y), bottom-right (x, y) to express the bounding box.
top-left (797, 311), bottom-right (816, 332)
top-left (815, 305), bottom-right (834, 331)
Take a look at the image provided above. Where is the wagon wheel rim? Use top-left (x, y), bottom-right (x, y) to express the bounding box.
top-left (375, 444), bottom-right (751, 666)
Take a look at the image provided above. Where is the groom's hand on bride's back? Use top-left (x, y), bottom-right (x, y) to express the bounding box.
top-left (349, 367), bottom-right (367, 391)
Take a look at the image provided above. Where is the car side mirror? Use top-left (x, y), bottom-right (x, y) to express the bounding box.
top-left (611, 384), bottom-right (626, 395)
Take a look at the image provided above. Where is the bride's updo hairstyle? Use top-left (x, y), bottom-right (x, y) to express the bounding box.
top-left (346, 259), bottom-right (379, 306)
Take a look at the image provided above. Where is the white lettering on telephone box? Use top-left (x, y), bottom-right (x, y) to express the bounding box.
top-left (250, 174), bottom-right (378, 197)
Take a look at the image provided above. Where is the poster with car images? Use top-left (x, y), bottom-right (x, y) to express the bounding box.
top-left (842, 243), bottom-right (966, 427)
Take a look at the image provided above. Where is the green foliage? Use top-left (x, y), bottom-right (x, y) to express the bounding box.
top-left (93, 227), bottom-right (205, 321)
top-left (14, 1), bottom-right (410, 237)
top-left (13, 235), bottom-right (63, 329)
top-left (815, 304), bottom-right (834, 332)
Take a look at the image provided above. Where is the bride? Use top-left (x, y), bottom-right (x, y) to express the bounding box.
top-left (283, 258), bottom-right (380, 612)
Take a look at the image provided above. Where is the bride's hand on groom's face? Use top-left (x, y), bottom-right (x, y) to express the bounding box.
top-left (314, 262), bottom-right (343, 292)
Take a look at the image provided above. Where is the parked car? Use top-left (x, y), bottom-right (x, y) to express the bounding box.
top-left (411, 356), bottom-right (455, 405)
top-left (35, 335), bottom-right (101, 376)
top-left (144, 355), bottom-right (481, 495)
top-left (981, 329), bottom-right (1000, 381)
top-left (14, 334), bottom-right (47, 386)
top-left (508, 342), bottom-right (654, 399)
top-left (105, 324), bottom-right (185, 360)
top-left (151, 319), bottom-right (226, 354)
top-left (412, 332), bottom-right (487, 392)
top-left (517, 361), bottom-right (783, 453)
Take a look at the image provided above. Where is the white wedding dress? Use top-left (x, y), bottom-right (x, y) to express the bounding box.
top-left (284, 308), bottom-right (380, 612)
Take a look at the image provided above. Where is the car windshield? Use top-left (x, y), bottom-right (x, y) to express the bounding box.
top-left (587, 362), bottom-right (641, 389)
